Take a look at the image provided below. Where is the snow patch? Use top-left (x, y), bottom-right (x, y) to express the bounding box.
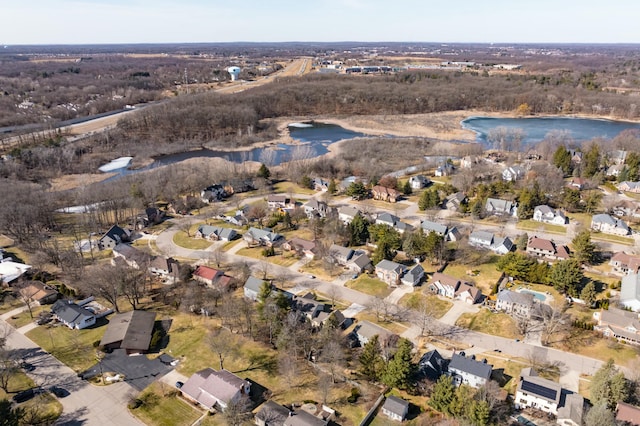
top-left (98, 156), bottom-right (133, 172)
top-left (288, 122), bottom-right (313, 128)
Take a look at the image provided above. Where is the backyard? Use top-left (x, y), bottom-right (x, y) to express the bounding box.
top-left (344, 275), bottom-right (394, 299)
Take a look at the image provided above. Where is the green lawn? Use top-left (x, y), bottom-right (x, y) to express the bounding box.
top-left (0, 371), bottom-right (62, 424)
top-left (236, 246), bottom-right (298, 267)
top-left (130, 383), bottom-right (202, 426)
top-left (516, 220), bottom-right (567, 235)
top-left (456, 308), bottom-right (520, 339)
top-left (590, 232), bottom-right (634, 246)
top-left (0, 290), bottom-right (23, 314)
top-left (272, 181), bottom-right (316, 196)
top-left (398, 293), bottom-right (452, 319)
top-left (26, 320), bottom-right (110, 373)
top-left (442, 258), bottom-right (503, 295)
top-left (6, 305), bottom-right (46, 329)
top-left (0, 369), bottom-right (35, 398)
top-left (173, 231), bottom-right (212, 250)
top-left (344, 275), bottom-right (394, 299)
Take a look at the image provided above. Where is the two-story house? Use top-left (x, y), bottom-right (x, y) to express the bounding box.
top-left (496, 290), bottom-right (536, 318)
top-left (372, 185), bottom-right (401, 203)
top-left (448, 352), bottom-right (492, 388)
top-left (485, 198), bottom-right (517, 217)
top-left (526, 236), bottom-right (570, 261)
top-left (180, 368), bottom-right (251, 412)
top-left (609, 251), bottom-right (640, 275)
top-left (375, 260), bottom-right (407, 286)
top-left (515, 368), bottom-right (562, 415)
top-left (591, 214), bottom-right (630, 236)
top-left (533, 205), bottom-right (568, 225)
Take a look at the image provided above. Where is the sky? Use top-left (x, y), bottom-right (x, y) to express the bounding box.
top-left (2, 0), bottom-right (640, 45)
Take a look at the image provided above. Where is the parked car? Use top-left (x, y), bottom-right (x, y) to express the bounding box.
top-left (175, 381), bottom-right (184, 389)
top-left (13, 388), bottom-right (40, 403)
top-left (49, 386), bottom-right (69, 398)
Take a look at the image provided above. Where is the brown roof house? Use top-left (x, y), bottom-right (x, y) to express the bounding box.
top-left (99, 310), bottom-right (157, 354)
top-left (429, 273), bottom-right (482, 304)
top-left (610, 252), bottom-right (640, 275)
top-left (180, 368), bottom-right (250, 412)
top-left (372, 185), bottom-right (401, 203)
top-left (18, 281), bottom-right (58, 305)
top-left (526, 236), bottom-right (570, 261)
top-left (616, 402), bottom-right (640, 425)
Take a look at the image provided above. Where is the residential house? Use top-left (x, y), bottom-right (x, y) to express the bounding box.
top-left (243, 276), bottom-right (267, 301)
top-left (200, 184), bottom-right (226, 203)
top-left (353, 320), bottom-right (392, 346)
top-left (569, 150), bottom-right (582, 165)
top-left (375, 260), bottom-right (407, 287)
top-left (533, 205), bottom-right (568, 225)
top-left (429, 273), bottom-right (483, 304)
top-left (594, 308), bottom-right (640, 345)
top-left (312, 177), bottom-right (330, 192)
top-left (611, 201), bottom-right (640, 219)
top-left (338, 206), bottom-right (361, 224)
top-left (610, 252), bottom-right (640, 275)
top-left (145, 207), bottom-right (165, 225)
top-left (196, 225), bottom-right (237, 241)
top-left (193, 266), bottom-right (233, 289)
top-left (557, 394), bottom-right (585, 426)
top-left (51, 299), bottom-right (96, 330)
top-left (484, 198), bottom-right (517, 217)
top-left (0, 258), bottom-right (31, 285)
top-left (448, 352), bottom-right (492, 388)
top-left (99, 310), bottom-right (157, 354)
top-left (502, 165), bottom-right (526, 182)
top-left (615, 402), bottom-right (640, 425)
top-left (112, 244), bottom-right (152, 269)
top-left (618, 271), bottom-right (640, 310)
top-left (526, 236), bottom-right (570, 261)
top-left (610, 150), bottom-right (628, 165)
top-left (346, 253), bottom-right (372, 274)
top-left (339, 176), bottom-right (366, 192)
top-left (567, 177), bottom-right (587, 190)
top-left (496, 290), bottom-right (535, 318)
top-left (292, 293), bottom-right (328, 327)
top-left (409, 175), bottom-right (431, 189)
top-left (606, 164), bottom-right (624, 177)
top-left (283, 238), bottom-right (318, 259)
top-left (591, 214), bottom-right (630, 236)
top-left (419, 349), bottom-right (447, 381)
top-left (244, 227), bottom-right (284, 247)
top-left (618, 181), bottom-right (640, 193)
top-left (401, 264), bottom-right (425, 286)
top-left (283, 410), bottom-right (328, 426)
top-left (267, 194), bottom-right (295, 210)
top-left (515, 368), bottom-right (562, 415)
top-left (180, 368), bottom-right (251, 411)
top-left (148, 256), bottom-right (180, 282)
top-left (18, 281), bottom-right (58, 305)
top-left (444, 192), bottom-right (467, 212)
top-left (434, 162), bottom-right (454, 177)
top-left (469, 231), bottom-right (514, 255)
top-left (328, 244), bottom-right (355, 266)
top-left (303, 198), bottom-right (332, 219)
top-left (255, 400), bottom-right (290, 426)
top-left (421, 220), bottom-right (461, 241)
top-left (98, 225), bottom-right (130, 250)
top-left (460, 155), bottom-right (482, 169)
top-left (372, 185), bottom-right (401, 203)
top-left (225, 210), bottom-right (249, 227)
top-left (376, 212), bottom-right (411, 234)
top-left (381, 396), bottom-right (409, 422)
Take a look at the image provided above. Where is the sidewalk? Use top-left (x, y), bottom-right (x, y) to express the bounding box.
top-left (0, 305), bottom-right (29, 321)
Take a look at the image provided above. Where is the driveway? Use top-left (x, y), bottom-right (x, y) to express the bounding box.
top-left (83, 349), bottom-right (175, 392)
top-left (439, 299), bottom-right (480, 326)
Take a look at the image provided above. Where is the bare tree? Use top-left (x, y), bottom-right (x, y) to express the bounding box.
top-left (540, 301), bottom-right (570, 346)
top-left (208, 327), bottom-right (237, 371)
top-left (221, 395), bottom-right (252, 426)
top-left (210, 244), bottom-right (227, 268)
top-left (0, 324), bottom-right (16, 392)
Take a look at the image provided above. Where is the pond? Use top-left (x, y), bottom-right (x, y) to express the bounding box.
top-left (461, 116), bottom-right (640, 148)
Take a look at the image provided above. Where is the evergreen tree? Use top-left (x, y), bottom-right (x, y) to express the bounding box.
top-left (583, 144), bottom-right (601, 178)
top-left (626, 152), bottom-right (640, 182)
top-left (257, 163), bottom-right (271, 179)
top-left (381, 338), bottom-right (415, 390)
top-left (590, 359), bottom-right (631, 410)
top-left (496, 252), bottom-right (536, 281)
top-left (327, 179), bottom-right (337, 195)
top-left (359, 335), bottom-right (384, 382)
top-left (418, 188), bottom-right (440, 210)
top-left (553, 146), bottom-right (573, 176)
top-left (571, 230), bottom-right (597, 264)
top-left (300, 175), bottom-right (312, 189)
top-left (348, 214), bottom-right (369, 246)
top-left (402, 230), bottom-right (428, 260)
top-left (0, 399), bottom-right (23, 426)
top-left (402, 180), bottom-right (412, 195)
top-left (517, 181), bottom-right (545, 220)
top-left (548, 259), bottom-right (584, 296)
top-left (580, 281), bottom-right (597, 306)
top-left (469, 400), bottom-right (491, 426)
top-left (585, 400), bottom-right (616, 426)
top-left (429, 375), bottom-right (456, 415)
top-left (346, 182), bottom-right (368, 200)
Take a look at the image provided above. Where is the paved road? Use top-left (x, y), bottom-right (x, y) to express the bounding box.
top-left (1, 314), bottom-right (142, 426)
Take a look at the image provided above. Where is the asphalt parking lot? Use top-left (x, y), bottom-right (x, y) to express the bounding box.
top-left (82, 349), bottom-right (174, 391)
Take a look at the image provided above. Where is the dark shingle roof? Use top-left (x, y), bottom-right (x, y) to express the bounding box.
top-left (100, 310), bottom-right (157, 351)
top-left (382, 395), bottom-right (409, 416)
top-left (449, 353), bottom-right (492, 379)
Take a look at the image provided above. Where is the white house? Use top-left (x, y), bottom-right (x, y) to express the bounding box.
top-left (515, 368), bottom-right (562, 415)
top-left (502, 165), bottom-right (526, 182)
top-left (469, 231), bottom-right (514, 254)
top-left (620, 273), bottom-right (640, 312)
top-left (338, 206), bottom-right (361, 224)
top-left (375, 260), bottom-right (407, 286)
top-left (533, 205), bottom-right (568, 225)
top-left (51, 299), bottom-right (96, 330)
top-left (382, 396), bottom-right (409, 422)
top-left (429, 273), bottom-right (483, 304)
top-left (243, 276), bottom-right (266, 301)
top-left (591, 214), bottom-right (630, 236)
top-left (409, 175), bottom-right (431, 189)
top-left (421, 220), bottom-right (461, 241)
top-left (485, 198), bottom-right (517, 217)
top-left (401, 264), bottom-right (425, 286)
top-left (448, 352), bottom-right (492, 389)
top-left (496, 290), bottom-right (536, 318)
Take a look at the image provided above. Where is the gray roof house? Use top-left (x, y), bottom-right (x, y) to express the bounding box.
top-left (591, 214), bottom-right (631, 236)
top-left (376, 212), bottom-right (411, 234)
top-left (419, 349), bottom-right (447, 381)
top-left (620, 273), bottom-right (640, 312)
top-left (485, 198), bottom-right (517, 217)
top-left (382, 395), bottom-right (410, 422)
top-left (533, 205), bottom-right (568, 225)
top-left (496, 290), bottom-right (536, 318)
top-left (338, 206), bottom-right (361, 224)
top-left (244, 227), bottom-right (284, 247)
top-left (353, 320), bottom-right (392, 346)
top-left (98, 225), bottom-right (130, 250)
top-left (196, 225), bottom-right (237, 241)
top-left (283, 410), bottom-right (328, 426)
top-left (445, 192), bottom-right (467, 211)
top-left (401, 264), bottom-right (425, 286)
top-left (557, 393), bottom-right (585, 426)
top-left (112, 244), bottom-right (153, 269)
top-left (347, 253), bottom-right (373, 273)
top-left (180, 368), bottom-right (251, 412)
top-left (375, 259), bottom-right (408, 286)
top-left (448, 352), bottom-right (492, 388)
top-left (303, 198), bottom-right (333, 219)
top-left (255, 400), bottom-right (290, 426)
top-left (51, 299), bottom-right (96, 330)
top-left (99, 310), bottom-right (157, 354)
top-left (469, 231), bottom-right (513, 254)
top-left (409, 174), bottom-right (431, 189)
top-left (421, 220), bottom-right (461, 241)
top-left (515, 367), bottom-right (562, 415)
top-left (502, 165), bottom-right (526, 182)
top-left (328, 244), bottom-right (355, 265)
top-left (243, 276), bottom-right (267, 301)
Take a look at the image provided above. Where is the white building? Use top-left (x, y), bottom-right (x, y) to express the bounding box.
top-left (515, 368), bottom-right (562, 415)
top-left (533, 205), bottom-right (568, 225)
top-left (448, 352), bottom-right (492, 388)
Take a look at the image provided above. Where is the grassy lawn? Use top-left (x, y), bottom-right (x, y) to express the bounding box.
top-left (344, 275), bottom-right (393, 299)
top-left (5, 305), bottom-right (46, 329)
top-left (550, 328), bottom-right (639, 367)
top-left (590, 232), bottom-right (634, 246)
top-left (0, 371), bottom-right (62, 424)
top-left (516, 220), bottom-right (567, 235)
top-left (352, 312), bottom-right (409, 335)
top-left (566, 212), bottom-right (593, 229)
top-left (298, 260), bottom-right (338, 282)
top-left (273, 181), bottom-right (316, 195)
top-left (236, 246), bottom-right (298, 267)
top-left (0, 291), bottom-right (23, 314)
top-left (442, 257), bottom-right (503, 295)
top-left (0, 369), bottom-right (35, 398)
top-left (352, 198), bottom-right (410, 211)
top-left (173, 230), bottom-right (212, 250)
top-left (130, 382), bottom-right (202, 426)
top-left (26, 319), bottom-right (110, 373)
top-left (456, 308), bottom-right (520, 339)
top-left (398, 293), bottom-right (452, 319)
top-left (222, 238), bottom-right (245, 252)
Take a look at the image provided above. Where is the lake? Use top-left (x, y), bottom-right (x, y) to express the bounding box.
top-left (461, 116), bottom-right (640, 147)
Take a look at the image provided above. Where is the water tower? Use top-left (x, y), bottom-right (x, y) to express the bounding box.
top-left (227, 66), bottom-right (241, 81)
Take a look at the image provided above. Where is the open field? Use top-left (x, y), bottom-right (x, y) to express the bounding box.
top-left (456, 308), bottom-right (520, 339)
top-left (398, 292), bottom-right (453, 319)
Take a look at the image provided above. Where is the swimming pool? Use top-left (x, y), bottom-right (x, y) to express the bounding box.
top-left (520, 289), bottom-right (547, 302)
